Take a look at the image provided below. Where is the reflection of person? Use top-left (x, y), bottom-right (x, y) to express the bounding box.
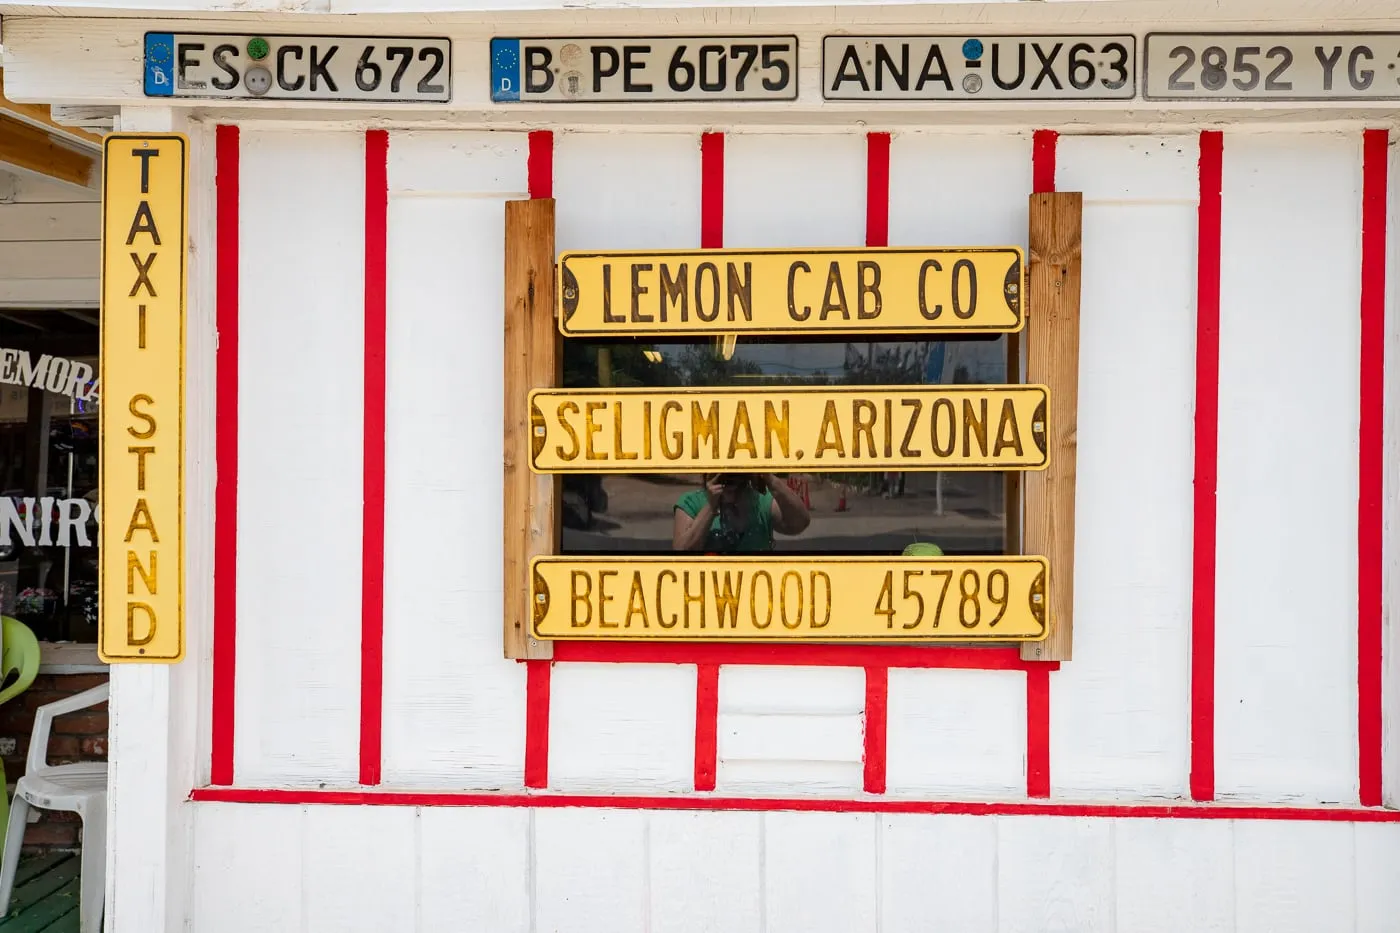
top-left (673, 473), bottom-right (811, 553)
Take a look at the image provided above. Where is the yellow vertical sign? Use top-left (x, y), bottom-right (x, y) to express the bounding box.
top-left (99, 134), bottom-right (187, 663)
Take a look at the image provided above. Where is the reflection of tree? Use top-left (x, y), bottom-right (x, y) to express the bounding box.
top-left (563, 342), bottom-right (678, 389)
top-left (839, 343), bottom-right (927, 386)
top-left (673, 343), bottom-right (762, 387)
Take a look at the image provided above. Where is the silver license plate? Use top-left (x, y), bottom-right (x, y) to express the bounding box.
top-left (144, 33), bottom-right (452, 103)
top-left (491, 37), bottom-right (798, 102)
top-left (822, 36), bottom-right (1135, 101)
top-left (1145, 33), bottom-right (1400, 100)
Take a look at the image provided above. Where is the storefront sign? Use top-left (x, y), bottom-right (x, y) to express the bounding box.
top-left (0, 348), bottom-right (100, 403)
top-left (99, 134), bottom-right (186, 663)
top-left (1145, 33), bottom-right (1400, 100)
top-left (491, 37), bottom-right (798, 102)
top-left (529, 385), bottom-right (1048, 473)
top-left (144, 33), bottom-right (451, 102)
top-left (531, 555), bottom-right (1048, 641)
top-left (559, 247), bottom-right (1023, 336)
top-left (823, 36), bottom-right (1135, 100)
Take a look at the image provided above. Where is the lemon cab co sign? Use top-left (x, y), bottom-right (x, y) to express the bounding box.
top-left (99, 134), bottom-right (187, 663)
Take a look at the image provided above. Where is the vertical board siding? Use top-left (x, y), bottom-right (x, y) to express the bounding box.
top-left (549, 663), bottom-right (698, 791)
top-left (1356, 822), bottom-right (1400, 933)
top-left (881, 814), bottom-right (998, 932)
top-left (1113, 819), bottom-right (1234, 932)
top-left (764, 812), bottom-right (879, 933)
top-left (885, 669), bottom-right (1026, 796)
top-left (191, 804), bottom-right (304, 933)
top-left (718, 665), bottom-right (865, 792)
top-left (996, 817), bottom-right (1115, 933)
top-left (380, 132), bottom-right (530, 787)
top-left (886, 133), bottom-right (1032, 247)
top-left (233, 130), bottom-right (364, 784)
top-left (1216, 134), bottom-right (1363, 803)
top-left (649, 811), bottom-right (763, 933)
top-left (535, 809), bottom-right (649, 933)
top-left (304, 806), bottom-right (417, 932)
top-left (1049, 136), bottom-right (1198, 798)
top-left (419, 808), bottom-right (532, 933)
top-left (1233, 821), bottom-right (1357, 932)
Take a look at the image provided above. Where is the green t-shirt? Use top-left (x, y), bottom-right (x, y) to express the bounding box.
top-left (676, 489), bottom-right (775, 553)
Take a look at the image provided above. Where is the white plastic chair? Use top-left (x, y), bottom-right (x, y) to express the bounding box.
top-left (0, 683), bottom-right (108, 933)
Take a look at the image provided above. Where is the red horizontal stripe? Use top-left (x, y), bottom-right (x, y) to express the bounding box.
top-left (190, 787), bottom-right (1400, 823)
top-left (553, 642), bottom-right (1055, 671)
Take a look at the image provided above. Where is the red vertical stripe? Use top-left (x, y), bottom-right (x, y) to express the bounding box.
top-left (866, 133), bottom-right (890, 248)
top-left (1032, 130), bottom-right (1059, 194)
top-left (1191, 131), bottom-right (1224, 802)
top-left (1358, 128), bottom-right (1388, 807)
top-left (211, 125), bottom-right (240, 787)
top-left (1023, 130), bottom-right (1057, 798)
top-left (864, 667), bottom-right (889, 794)
top-left (359, 129), bottom-right (389, 787)
top-left (691, 133), bottom-right (725, 790)
top-left (695, 664), bottom-right (719, 791)
top-left (701, 133), bottom-right (725, 249)
top-left (524, 660), bottom-right (552, 788)
top-left (522, 130), bottom-right (556, 790)
top-left (528, 131), bottom-right (553, 200)
top-left (1026, 667), bottom-right (1051, 797)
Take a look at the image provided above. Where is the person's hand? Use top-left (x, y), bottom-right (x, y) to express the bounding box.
top-left (704, 477), bottom-right (726, 508)
top-left (761, 473), bottom-right (782, 489)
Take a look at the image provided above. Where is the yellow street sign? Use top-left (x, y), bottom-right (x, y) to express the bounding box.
top-left (558, 247), bottom-right (1023, 336)
top-left (99, 134), bottom-right (187, 663)
top-left (529, 384), bottom-right (1047, 473)
top-left (532, 556), bottom-right (1048, 641)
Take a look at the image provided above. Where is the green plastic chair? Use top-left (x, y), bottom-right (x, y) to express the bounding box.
top-left (0, 617), bottom-right (41, 858)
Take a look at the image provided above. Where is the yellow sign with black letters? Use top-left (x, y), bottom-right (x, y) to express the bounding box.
top-left (99, 134), bottom-right (187, 663)
top-left (532, 556), bottom-right (1048, 641)
top-left (558, 247), bottom-right (1023, 336)
top-left (529, 385), bottom-right (1048, 473)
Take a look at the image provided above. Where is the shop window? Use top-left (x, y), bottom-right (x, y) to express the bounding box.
top-left (0, 311), bottom-right (100, 643)
top-left (558, 335), bottom-right (1012, 558)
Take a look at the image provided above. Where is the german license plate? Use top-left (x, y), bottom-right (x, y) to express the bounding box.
top-left (822, 35), bottom-right (1135, 100)
top-left (1145, 33), bottom-right (1400, 100)
top-left (143, 33), bottom-right (452, 102)
top-left (491, 37), bottom-right (798, 102)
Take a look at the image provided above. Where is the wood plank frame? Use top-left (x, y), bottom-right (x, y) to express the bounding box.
top-left (503, 198), bottom-right (557, 660)
top-left (0, 113), bottom-right (95, 188)
top-left (1021, 192), bottom-right (1083, 662)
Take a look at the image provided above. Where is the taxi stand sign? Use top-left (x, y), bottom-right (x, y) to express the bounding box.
top-left (99, 134), bottom-right (187, 663)
top-left (533, 556), bottom-right (1049, 642)
top-left (558, 247), bottom-right (1023, 337)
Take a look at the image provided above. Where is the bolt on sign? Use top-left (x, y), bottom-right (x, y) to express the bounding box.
top-left (557, 247), bottom-right (1023, 337)
top-left (529, 385), bottom-right (1048, 474)
top-left (531, 556), bottom-right (1049, 642)
top-left (99, 134), bottom-right (187, 663)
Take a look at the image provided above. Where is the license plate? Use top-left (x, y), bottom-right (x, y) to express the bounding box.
top-left (531, 556), bottom-right (1049, 642)
top-left (528, 385), bottom-right (1049, 474)
top-left (1146, 33), bottom-right (1400, 100)
top-left (822, 36), bottom-right (1135, 100)
top-left (144, 33), bottom-right (452, 102)
top-left (491, 37), bottom-right (798, 102)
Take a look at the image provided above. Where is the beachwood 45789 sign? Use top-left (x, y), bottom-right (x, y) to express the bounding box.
top-left (559, 247), bottom-right (1023, 336)
top-left (99, 135), bottom-right (186, 663)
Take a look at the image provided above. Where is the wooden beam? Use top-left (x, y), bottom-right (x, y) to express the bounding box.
top-left (0, 114), bottom-right (94, 188)
top-left (504, 197), bottom-right (557, 660)
top-left (1021, 192), bottom-right (1082, 663)
top-left (0, 70), bottom-right (104, 147)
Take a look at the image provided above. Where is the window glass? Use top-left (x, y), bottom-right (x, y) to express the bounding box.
top-left (560, 335), bottom-right (1009, 557)
top-left (0, 312), bottom-right (100, 642)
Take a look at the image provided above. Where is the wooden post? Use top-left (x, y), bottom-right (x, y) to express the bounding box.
top-left (504, 198), bottom-right (556, 660)
top-left (1021, 192), bottom-right (1082, 662)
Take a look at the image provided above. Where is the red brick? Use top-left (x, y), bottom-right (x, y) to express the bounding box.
top-left (46, 736), bottom-right (80, 763)
top-left (52, 712), bottom-right (107, 736)
top-left (22, 820), bottom-right (79, 849)
top-left (51, 674), bottom-right (109, 691)
top-left (79, 737), bottom-right (107, 758)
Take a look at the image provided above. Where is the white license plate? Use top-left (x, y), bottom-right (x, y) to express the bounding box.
top-left (822, 36), bottom-right (1135, 100)
top-left (143, 33), bottom-right (452, 102)
top-left (491, 37), bottom-right (798, 102)
top-left (1146, 33), bottom-right (1400, 100)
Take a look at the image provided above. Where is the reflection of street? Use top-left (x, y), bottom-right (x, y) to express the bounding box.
top-left (561, 473), bottom-right (1004, 555)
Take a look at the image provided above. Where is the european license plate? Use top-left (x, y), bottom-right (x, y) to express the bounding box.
top-left (491, 37), bottom-right (798, 102)
top-left (143, 33), bottom-right (452, 102)
top-left (823, 36), bottom-right (1135, 100)
top-left (1145, 33), bottom-right (1400, 100)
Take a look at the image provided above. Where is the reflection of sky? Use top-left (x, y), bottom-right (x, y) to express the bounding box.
top-left (658, 340), bottom-right (1006, 383)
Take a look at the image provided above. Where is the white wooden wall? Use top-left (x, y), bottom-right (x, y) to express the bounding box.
top-left (0, 170), bottom-right (99, 308)
top-left (188, 124), bottom-right (1400, 930)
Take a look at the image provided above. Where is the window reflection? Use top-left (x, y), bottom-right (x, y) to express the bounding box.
top-left (560, 335), bottom-right (1009, 557)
